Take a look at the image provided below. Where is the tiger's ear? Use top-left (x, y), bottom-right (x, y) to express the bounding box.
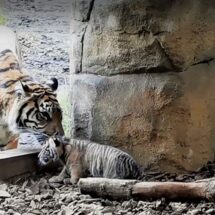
top-left (15, 81), bottom-right (32, 97)
top-left (46, 77), bottom-right (58, 91)
top-left (21, 81), bottom-right (32, 93)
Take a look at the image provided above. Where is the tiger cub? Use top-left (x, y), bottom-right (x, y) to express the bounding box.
top-left (38, 137), bottom-right (140, 184)
top-left (0, 27), bottom-right (64, 149)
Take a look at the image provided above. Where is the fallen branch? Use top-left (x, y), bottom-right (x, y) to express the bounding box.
top-left (78, 178), bottom-right (137, 200)
top-left (78, 177), bottom-right (215, 201)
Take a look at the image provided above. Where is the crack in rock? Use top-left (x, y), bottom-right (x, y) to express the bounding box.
top-left (119, 28), bottom-right (151, 36)
top-left (79, 26), bottom-right (87, 74)
top-left (191, 57), bottom-right (214, 66)
top-left (153, 31), bottom-right (169, 36)
top-left (79, 0), bottom-right (95, 73)
top-left (155, 38), bottom-right (181, 72)
top-left (85, 0), bottom-right (95, 22)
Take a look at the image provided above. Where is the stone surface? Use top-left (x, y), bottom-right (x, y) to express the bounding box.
top-left (71, 62), bottom-right (215, 172)
top-left (0, 190), bottom-right (10, 198)
top-left (70, 0), bottom-right (215, 172)
top-left (0, 183), bottom-right (7, 191)
top-left (70, 0), bottom-right (215, 75)
top-left (57, 85), bottom-right (72, 137)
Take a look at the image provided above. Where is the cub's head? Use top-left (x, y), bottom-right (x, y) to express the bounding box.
top-left (38, 136), bottom-right (66, 166)
top-left (9, 78), bottom-right (64, 136)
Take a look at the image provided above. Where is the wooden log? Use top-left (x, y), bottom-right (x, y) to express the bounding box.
top-left (78, 178), bottom-right (137, 200)
top-left (132, 180), bottom-right (215, 201)
top-left (78, 177), bottom-right (215, 201)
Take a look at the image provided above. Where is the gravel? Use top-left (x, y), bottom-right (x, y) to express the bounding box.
top-left (0, 161), bottom-right (215, 215)
top-left (2, 0), bottom-right (71, 84)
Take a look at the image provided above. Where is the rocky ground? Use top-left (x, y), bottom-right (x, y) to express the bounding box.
top-left (2, 0), bottom-right (71, 84)
top-left (1, 162), bottom-right (215, 215)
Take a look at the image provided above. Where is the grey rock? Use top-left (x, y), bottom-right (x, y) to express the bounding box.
top-left (70, 0), bottom-right (215, 173)
top-left (206, 208), bottom-right (215, 214)
top-left (71, 0), bottom-right (94, 22)
top-left (187, 209), bottom-right (201, 215)
top-left (169, 202), bottom-right (187, 214)
top-left (122, 201), bottom-right (130, 209)
top-left (69, 0), bottom-right (215, 172)
top-left (71, 0), bottom-right (215, 75)
top-left (71, 0), bottom-right (175, 75)
top-left (0, 190), bottom-right (10, 198)
top-left (0, 210), bottom-right (5, 215)
top-left (71, 56), bottom-right (215, 172)
top-left (0, 184), bottom-right (7, 191)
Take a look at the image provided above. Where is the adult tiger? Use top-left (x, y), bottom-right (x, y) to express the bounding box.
top-left (0, 26), bottom-right (64, 149)
top-left (38, 137), bottom-right (140, 184)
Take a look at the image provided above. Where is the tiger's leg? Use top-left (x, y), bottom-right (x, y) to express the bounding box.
top-left (49, 166), bottom-right (68, 183)
top-left (44, 138), bottom-right (57, 160)
top-left (2, 136), bottom-right (18, 150)
top-left (0, 126), bottom-right (18, 150)
top-left (66, 164), bottom-right (84, 184)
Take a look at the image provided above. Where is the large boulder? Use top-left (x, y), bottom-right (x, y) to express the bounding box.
top-left (57, 85), bottom-right (72, 137)
top-left (71, 0), bottom-right (215, 75)
top-left (71, 61), bottom-right (215, 172)
top-left (70, 0), bottom-right (215, 172)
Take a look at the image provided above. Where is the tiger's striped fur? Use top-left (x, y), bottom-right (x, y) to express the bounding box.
top-left (17, 133), bottom-right (48, 150)
top-left (39, 138), bottom-right (140, 184)
top-left (0, 27), bottom-right (64, 147)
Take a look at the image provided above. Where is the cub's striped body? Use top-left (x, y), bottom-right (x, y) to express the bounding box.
top-left (39, 138), bottom-right (140, 184)
top-left (0, 27), bottom-right (64, 148)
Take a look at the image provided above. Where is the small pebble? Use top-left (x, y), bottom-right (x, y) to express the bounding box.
top-left (206, 208), bottom-right (215, 214)
top-left (0, 190), bottom-right (10, 198)
top-left (0, 210), bottom-right (5, 215)
top-left (187, 209), bottom-right (201, 215)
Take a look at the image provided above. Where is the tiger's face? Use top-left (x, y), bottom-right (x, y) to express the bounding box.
top-left (8, 78), bottom-right (64, 137)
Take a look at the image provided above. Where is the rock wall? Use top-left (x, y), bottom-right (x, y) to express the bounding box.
top-left (70, 0), bottom-right (215, 172)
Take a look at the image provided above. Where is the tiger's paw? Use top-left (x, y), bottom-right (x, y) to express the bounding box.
top-left (46, 138), bottom-right (57, 160)
top-left (49, 175), bottom-right (64, 183)
top-left (63, 178), bottom-right (73, 185)
top-left (70, 176), bottom-right (80, 185)
top-left (38, 138), bottom-right (58, 166)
